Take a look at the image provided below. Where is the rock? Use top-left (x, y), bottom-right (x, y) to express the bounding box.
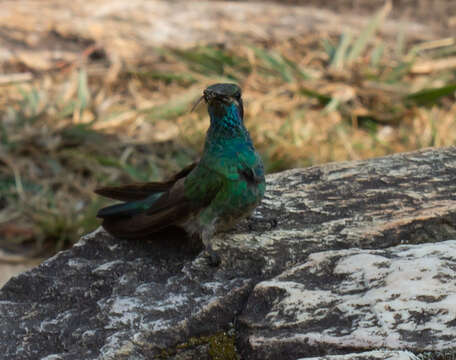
top-left (1, 147), bottom-right (456, 359)
top-left (0, 227), bottom-right (252, 360)
top-left (302, 350), bottom-right (419, 360)
top-left (239, 241), bottom-right (456, 359)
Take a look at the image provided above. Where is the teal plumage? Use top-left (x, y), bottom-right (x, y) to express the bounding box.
top-left (95, 84), bottom-right (265, 263)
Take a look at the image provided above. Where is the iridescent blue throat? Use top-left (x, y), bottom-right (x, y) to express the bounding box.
top-left (208, 102), bottom-right (246, 139)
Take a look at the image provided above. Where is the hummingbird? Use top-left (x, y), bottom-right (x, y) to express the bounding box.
top-left (95, 83), bottom-right (265, 265)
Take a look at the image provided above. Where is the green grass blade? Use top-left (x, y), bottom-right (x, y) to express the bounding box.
top-left (331, 32), bottom-right (352, 69)
top-left (323, 97), bottom-right (341, 114)
top-left (385, 61), bottom-right (413, 83)
top-left (346, 1), bottom-right (392, 63)
top-left (404, 84), bottom-right (456, 106)
top-left (321, 38), bottom-right (336, 62)
top-left (170, 47), bottom-right (250, 79)
top-left (0, 121), bottom-right (8, 146)
top-left (370, 43), bottom-right (384, 67)
top-left (282, 56), bottom-right (311, 80)
top-left (17, 87), bottom-right (40, 120)
top-left (299, 87), bottom-right (332, 106)
top-left (252, 47), bottom-right (294, 82)
top-left (395, 25), bottom-right (406, 58)
top-left (77, 68), bottom-right (90, 110)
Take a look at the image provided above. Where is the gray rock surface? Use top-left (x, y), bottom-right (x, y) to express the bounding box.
top-left (303, 350), bottom-right (419, 360)
top-left (2, 147), bottom-right (456, 359)
top-left (240, 241), bottom-right (456, 359)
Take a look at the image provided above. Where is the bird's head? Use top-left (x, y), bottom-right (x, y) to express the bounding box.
top-left (193, 83), bottom-right (244, 122)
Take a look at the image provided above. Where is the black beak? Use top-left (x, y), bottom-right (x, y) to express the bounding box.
top-left (191, 90), bottom-right (219, 112)
top-left (191, 95), bottom-right (205, 112)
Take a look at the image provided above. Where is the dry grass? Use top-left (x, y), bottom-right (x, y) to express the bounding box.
top-left (1, 8), bottom-right (456, 256)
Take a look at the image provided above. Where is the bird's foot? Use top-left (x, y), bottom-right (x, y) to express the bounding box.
top-left (205, 244), bottom-right (221, 267)
top-left (248, 216), bottom-right (278, 232)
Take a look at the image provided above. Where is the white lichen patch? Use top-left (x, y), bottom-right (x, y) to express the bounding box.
top-left (78, 226), bottom-right (105, 246)
top-left (301, 350), bottom-right (419, 360)
top-left (149, 293), bottom-right (188, 311)
top-left (41, 355), bottom-right (65, 360)
top-left (39, 310), bottom-right (74, 332)
top-left (220, 229), bottom-right (318, 250)
top-left (255, 280), bottom-right (337, 327)
top-left (325, 167), bottom-right (363, 182)
top-left (67, 258), bottom-right (91, 270)
top-left (105, 297), bottom-right (143, 328)
top-left (99, 285), bottom-right (217, 333)
top-left (93, 260), bottom-right (125, 274)
top-left (246, 240), bottom-right (456, 352)
top-left (139, 318), bottom-right (174, 332)
top-left (99, 331), bottom-right (143, 360)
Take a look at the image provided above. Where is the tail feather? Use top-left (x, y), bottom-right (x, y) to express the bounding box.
top-left (95, 162), bottom-right (197, 202)
top-left (97, 193), bottom-right (163, 219)
top-left (96, 175), bottom-right (194, 240)
top-left (94, 183), bottom-right (168, 202)
top-left (100, 205), bottom-right (190, 240)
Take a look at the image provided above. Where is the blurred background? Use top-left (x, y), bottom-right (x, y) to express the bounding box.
top-left (1, 0), bottom-right (455, 284)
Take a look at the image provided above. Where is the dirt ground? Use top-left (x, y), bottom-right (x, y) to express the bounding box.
top-left (249, 0), bottom-right (455, 36)
top-left (0, 0), bottom-right (450, 74)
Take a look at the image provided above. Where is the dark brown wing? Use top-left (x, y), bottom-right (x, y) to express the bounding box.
top-left (94, 162), bottom-right (197, 201)
top-left (100, 178), bottom-right (192, 239)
